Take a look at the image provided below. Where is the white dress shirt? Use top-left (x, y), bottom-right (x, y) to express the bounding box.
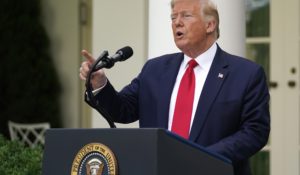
top-left (168, 43), bottom-right (217, 132)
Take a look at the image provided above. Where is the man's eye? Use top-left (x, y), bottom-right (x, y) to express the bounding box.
top-left (183, 14), bottom-right (192, 18)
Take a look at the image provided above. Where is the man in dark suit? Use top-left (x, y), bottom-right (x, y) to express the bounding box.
top-left (79, 0), bottom-right (270, 174)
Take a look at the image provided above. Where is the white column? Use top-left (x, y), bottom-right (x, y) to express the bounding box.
top-left (148, 0), bottom-right (179, 58)
top-left (212, 0), bottom-right (246, 57)
top-left (148, 0), bottom-right (246, 58)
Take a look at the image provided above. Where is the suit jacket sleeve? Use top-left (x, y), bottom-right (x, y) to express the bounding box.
top-left (85, 60), bottom-right (154, 124)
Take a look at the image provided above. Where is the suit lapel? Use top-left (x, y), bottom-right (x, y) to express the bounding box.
top-left (156, 54), bottom-right (184, 129)
top-left (189, 47), bottom-right (230, 141)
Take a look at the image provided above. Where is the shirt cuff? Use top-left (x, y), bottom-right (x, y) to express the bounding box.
top-left (92, 79), bottom-right (108, 95)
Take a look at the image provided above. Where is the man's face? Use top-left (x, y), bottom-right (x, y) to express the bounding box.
top-left (171, 0), bottom-right (208, 54)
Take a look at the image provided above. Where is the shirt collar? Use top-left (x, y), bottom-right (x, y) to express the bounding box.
top-left (183, 42), bottom-right (217, 70)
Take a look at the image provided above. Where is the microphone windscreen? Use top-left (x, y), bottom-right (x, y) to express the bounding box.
top-left (117, 46), bottom-right (133, 61)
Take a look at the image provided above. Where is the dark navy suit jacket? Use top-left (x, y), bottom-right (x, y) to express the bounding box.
top-left (92, 46), bottom-right (270, 175)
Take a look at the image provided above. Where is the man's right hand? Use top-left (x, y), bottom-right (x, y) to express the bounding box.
top-left (79, 50), bottom-right (107, 90)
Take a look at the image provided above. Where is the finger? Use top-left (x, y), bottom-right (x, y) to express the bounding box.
top-left (81, 61), bottom-right (90, 70)
top-left (81, 50), bottom-right (95, 63)
top-left (79, 67), bottom-right (86, 80)
top-left (79, 72), bottom-right (86, 81)
top-left (81, 62), bottom-right (93, 75)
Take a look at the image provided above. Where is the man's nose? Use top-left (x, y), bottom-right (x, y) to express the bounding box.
top-left (173, 16), bottom-right (183, 27)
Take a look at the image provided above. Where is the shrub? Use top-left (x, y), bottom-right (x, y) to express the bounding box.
top-left (0, 0), bottom-right (62, 138)
top-left (0, 135), bottom-right (42, 175)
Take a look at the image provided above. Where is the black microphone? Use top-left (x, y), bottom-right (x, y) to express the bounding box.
top-left (94, 46), bottom-right (133, 71)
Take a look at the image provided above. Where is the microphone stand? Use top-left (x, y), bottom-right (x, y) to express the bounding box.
top-left (85, 50), bottom-right (116, 128)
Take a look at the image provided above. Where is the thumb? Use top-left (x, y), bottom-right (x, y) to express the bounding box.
top-left (81, 50), bottom-right (95, 64)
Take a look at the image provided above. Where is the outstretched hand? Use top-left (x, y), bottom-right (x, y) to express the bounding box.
top-left (79, 50), bottom-right (107, 89)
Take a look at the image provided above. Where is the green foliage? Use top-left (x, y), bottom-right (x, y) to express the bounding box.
top-left (0, 135), bottom-right (42, 175)
top-left (0, 0), bottom-right (62, 137)
top-left (246, 2), bottom-right (270, 37)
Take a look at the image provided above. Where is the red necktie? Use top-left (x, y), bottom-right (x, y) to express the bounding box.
top-left (171, 59), bottom-right (198, 139)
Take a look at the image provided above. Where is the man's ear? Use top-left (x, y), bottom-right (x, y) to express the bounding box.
top-left (206, 19), bottom-right (217, 34)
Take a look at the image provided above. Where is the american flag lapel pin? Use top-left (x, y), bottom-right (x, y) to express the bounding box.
top-left (218, 73), bottom-right (224, 79)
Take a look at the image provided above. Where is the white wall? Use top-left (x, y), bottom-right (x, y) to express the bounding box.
top-left (91, 0), bottom-right (148, 128)
top-left (42, 0), bottom-right (81, 128)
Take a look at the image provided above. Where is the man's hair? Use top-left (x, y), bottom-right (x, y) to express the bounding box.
top-left (171, 0), bottom-right (220, 39)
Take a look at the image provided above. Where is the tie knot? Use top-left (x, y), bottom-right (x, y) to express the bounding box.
top-left (188, 59), bottom-right (198, 69)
